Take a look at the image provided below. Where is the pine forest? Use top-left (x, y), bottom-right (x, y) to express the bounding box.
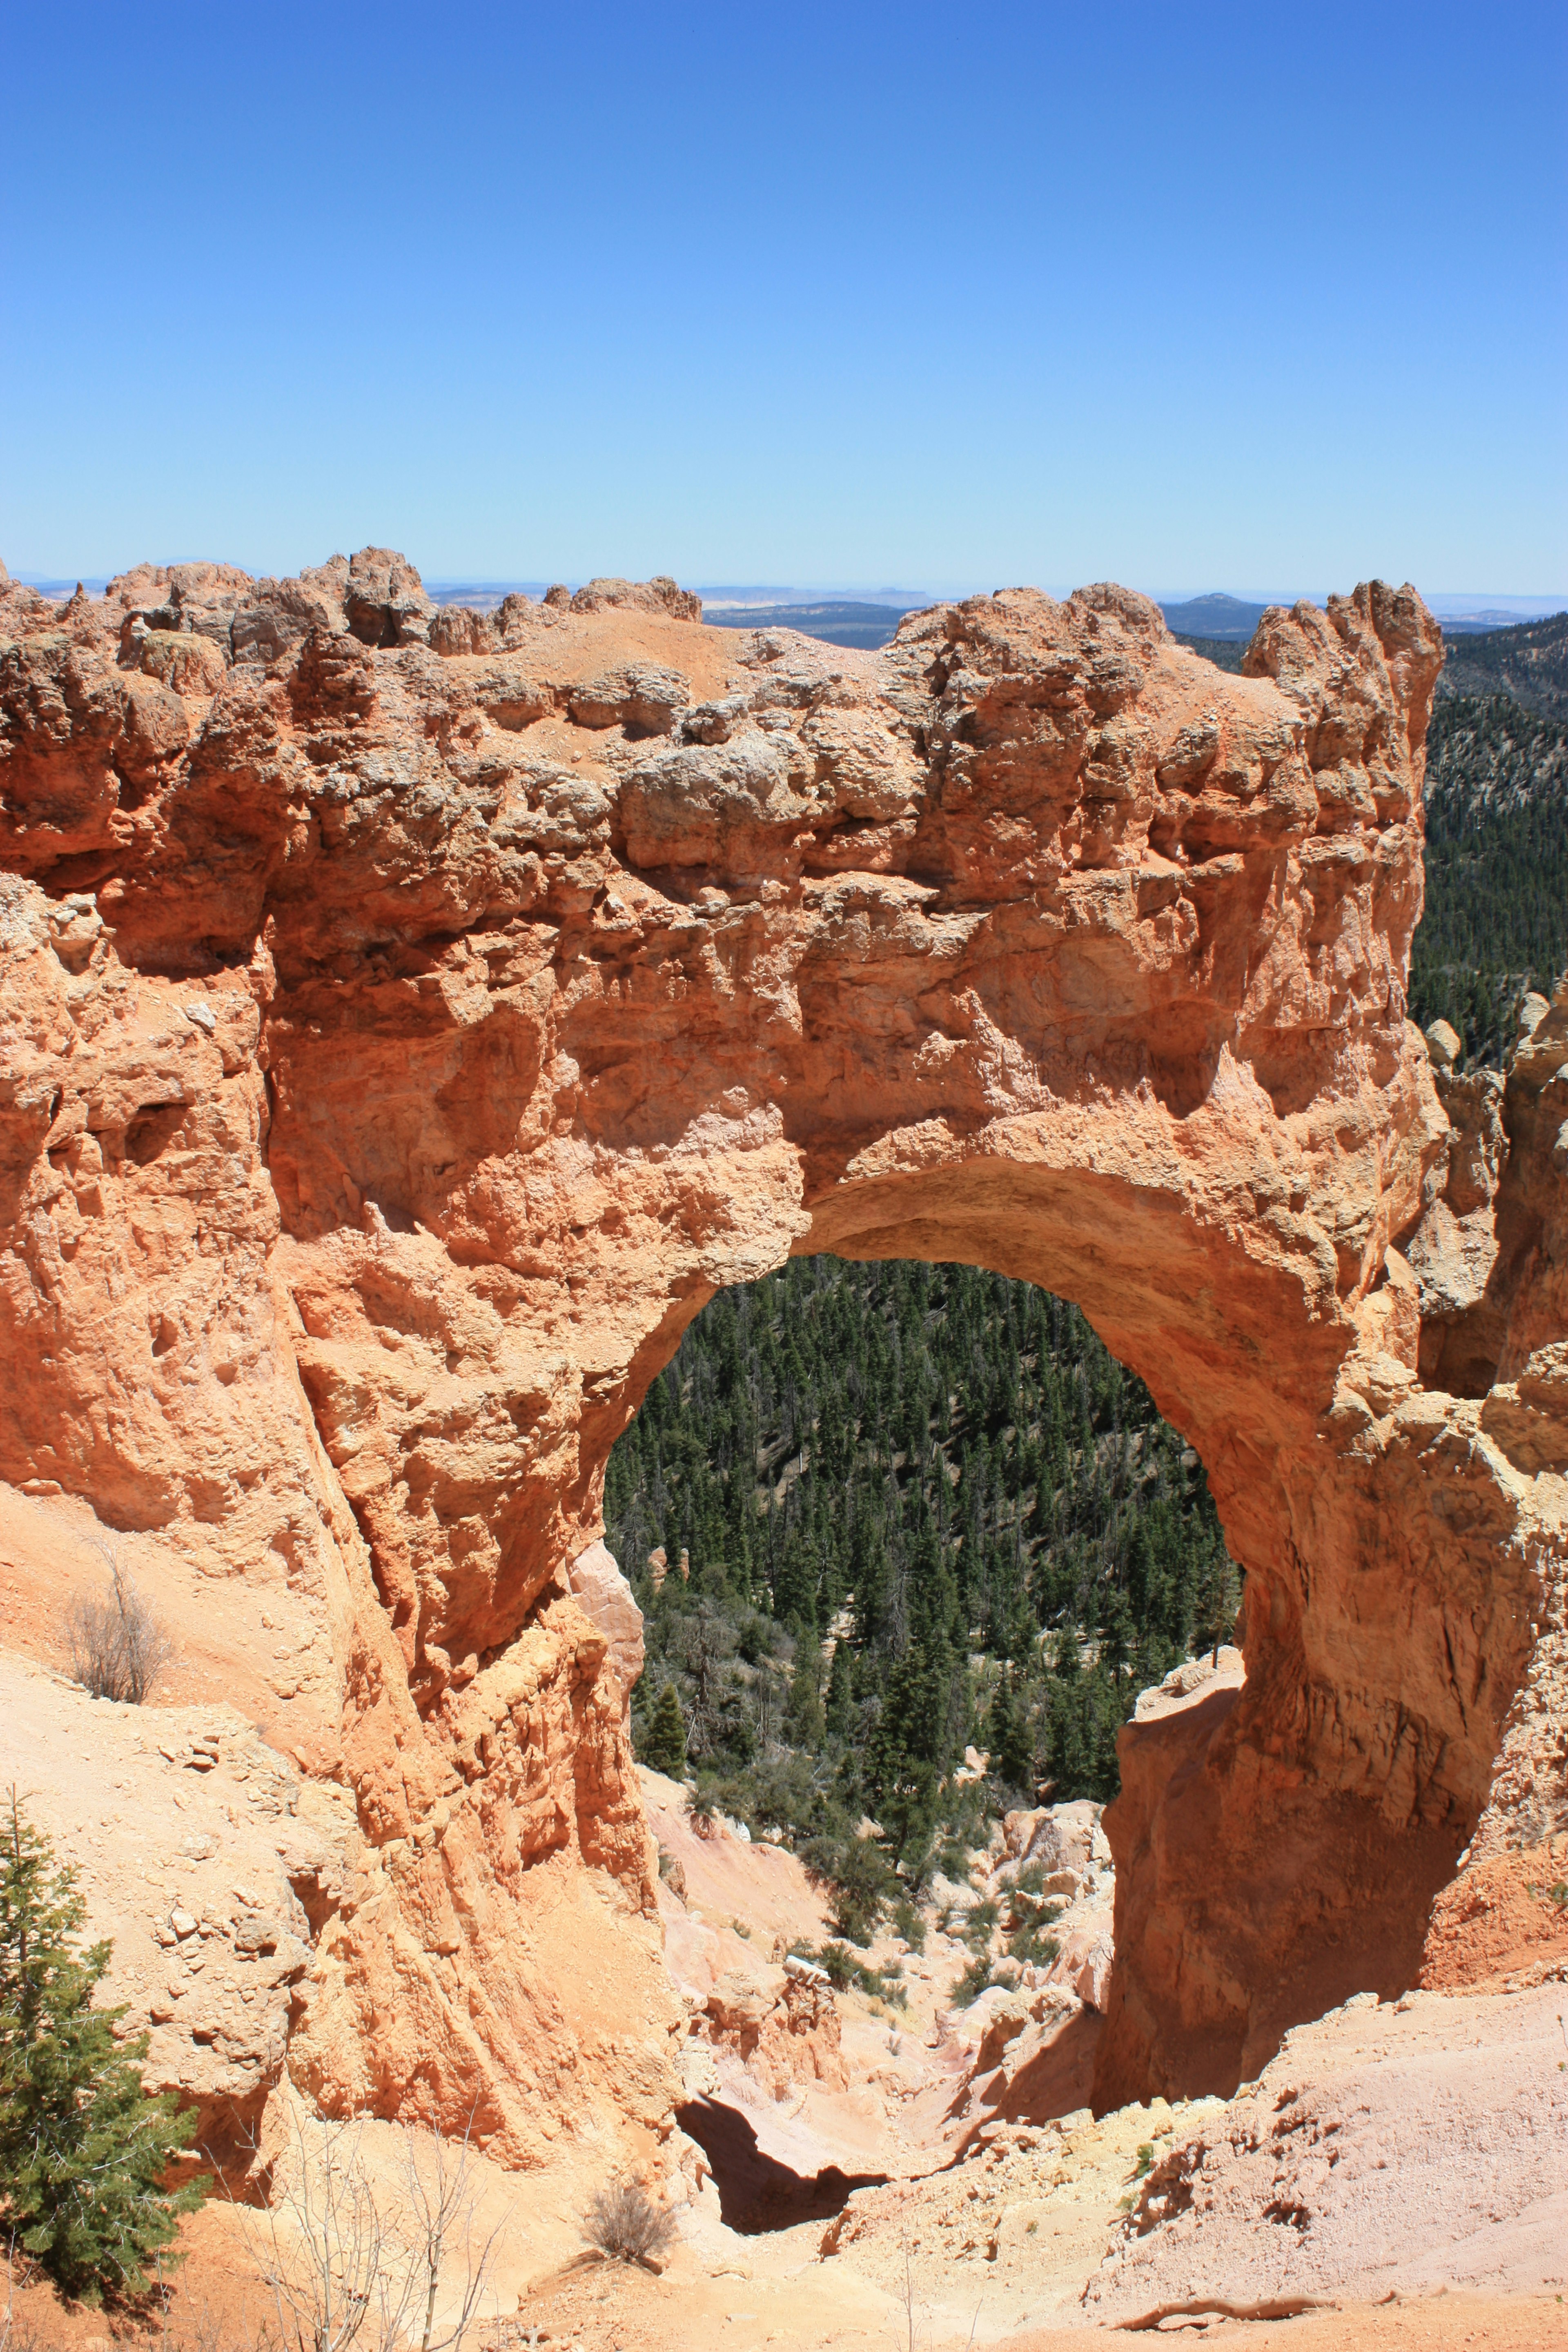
top-left (607, 1258), bottom-right (1240, 1882)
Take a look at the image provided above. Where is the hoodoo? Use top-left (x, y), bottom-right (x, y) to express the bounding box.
top-left (2, 551), bottom-right (1564, 2159)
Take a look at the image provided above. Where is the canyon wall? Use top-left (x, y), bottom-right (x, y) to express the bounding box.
top-left (1, 548), bottom-right (1563, 2149)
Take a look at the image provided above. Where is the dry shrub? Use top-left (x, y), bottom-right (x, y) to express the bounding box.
top-left (239, 2111), bottom-right (501, 2352)
top-left (582, 2178), bottom-right (675, 2266)
top-left (168, 2296), bottom-right (282, 2352)
top-left (65, 1548), bottom-right (175, 1704)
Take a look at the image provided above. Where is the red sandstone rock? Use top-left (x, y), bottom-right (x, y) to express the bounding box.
top-left (563, 1537), bottom-right (645, 1721)
top-left (1419, 1836), bottom-right (1568, 1990)
top-left (2, 550), bottom-right (1564, 2159)
top-left (696, 1965), bottom-right (850, 2096)
top-left (1083, 1983), bottom-right (1568, 2323)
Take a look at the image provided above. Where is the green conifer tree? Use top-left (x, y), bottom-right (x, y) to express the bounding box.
top-left (783, 1639), bottom-right (826, 1746)
top-left (1191, 1542), bottom-right (1242, 1667)
top-left (640, 1682), bottom-right (688, 1776)
top-left (824, 1641), bottom-right (855, 1737)
top-left (988, 1666), bottom-right (1036, 1797)
top-left (0, 1795), bottom-right (203, 2304)
top-left (771, 1533), bottom-right (819, 1633)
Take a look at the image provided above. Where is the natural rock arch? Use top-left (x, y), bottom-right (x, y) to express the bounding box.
top-left (1, 552), bottom-right (1562, 2160)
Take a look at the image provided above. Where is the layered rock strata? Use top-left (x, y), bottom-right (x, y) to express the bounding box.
top-left (2, 547), bottom-right (1564, 2148)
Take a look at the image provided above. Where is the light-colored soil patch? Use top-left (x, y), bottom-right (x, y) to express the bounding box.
top-left (0, 1479), bottom-right (339, 1767)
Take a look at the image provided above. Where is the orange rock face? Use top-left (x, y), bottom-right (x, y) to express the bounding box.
top-left (2, 548), bottom-right (1563, 2148)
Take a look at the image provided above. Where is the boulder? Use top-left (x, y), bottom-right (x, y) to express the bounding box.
top-left (1021, 1800), bottom-right (1102, 1878)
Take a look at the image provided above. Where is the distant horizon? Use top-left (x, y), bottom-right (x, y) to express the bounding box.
top-left (9, 563), bottom-right (1564, 621)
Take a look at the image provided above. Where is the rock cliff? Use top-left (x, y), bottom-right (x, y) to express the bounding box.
top-left (2, 548), bottom-right (1564, 2155)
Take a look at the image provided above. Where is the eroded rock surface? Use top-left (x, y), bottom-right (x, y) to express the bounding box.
top-left (3, 546), bottom-right (1565, 2153)
top-left (1084, 1985), bottom-right (1568, 2325)
top-left (0, 1647), bottom-right (348, 2178)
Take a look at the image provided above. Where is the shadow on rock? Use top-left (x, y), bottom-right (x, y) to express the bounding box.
top-left (676, 2096), bottom-right (887, 2233)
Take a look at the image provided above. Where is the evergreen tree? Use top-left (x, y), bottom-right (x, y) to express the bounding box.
top-left (822, 1836), bottom-right (892, 1947)
top-left (782, 1640), bottom-right (826, 1747)
top-left (1191, 1543), bottom-right (1242, 1666)
top-left (639, 1683), bottom-right (688, 1776)
top-left (0, 1795), bottom-right (203, 2303)
top-left (824, 1642), bottom-right (854, 1737)
top-left (987, 1666), bottom-right (1036, 1798)
top-left (771, 1532), bottom-right (818, 1632)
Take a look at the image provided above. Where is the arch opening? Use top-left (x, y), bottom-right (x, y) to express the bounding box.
top-left (611, 1245), bottom-right (1254, 2176)
top-left (582, 1125), bottom-right (1535, 2118)
top-left (612, 1251), bottom-right (1241, 1835)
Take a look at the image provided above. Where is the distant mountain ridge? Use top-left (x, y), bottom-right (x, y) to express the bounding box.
top-left (696, 585), bottom-right (930, 610)
top-left (702, 599), bottom-right (924, 650)
top-left (1157, 593), bottom-right (1270, 641)
top-left (1433, 609), bottom-right (1568, 719)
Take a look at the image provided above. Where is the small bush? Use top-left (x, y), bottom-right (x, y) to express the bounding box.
top-left (1007, 1903), bottom-right (1064, 1968)
top-left (735, 1610), bottom-right (782, 1666)
top-left (891, 1896), bottom-right (926, 1953)
top-left (583, 2177), bottom-right (676, 2266)
top-left (952, 1952), bottom-right (999, 2007)
top-left (0, 2301), bottom-right (46, 2352)
top-left (789, 1940), bottom-right (908, 2007)
top-left (803, 1832), bottom-right (894, 1947)
top-left (1007, 1924), bottom-right (1062, 1969)
top-left (963, 1897), bottom-right (1000, 1953)
top-left (935, 1837), bottom-right (971, 1880)
top-left (1007, 1880), bottom-right (1060, 1930)
top-left (655, 1844), bottom-right (687, 1901)
top-left (65, 1555), bottom-right (174, 1704)
top-left (813, 1940), bottom-right (862, 1991)
top-left (730, 1752), bottom-right (840, 1845)
top-left (1015, 1860), bottom-right (1046, 1897)
top-left (685, 1786), bottom-right (719, 1837)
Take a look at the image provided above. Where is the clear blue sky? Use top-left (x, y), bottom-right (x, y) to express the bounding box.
top-left (3, 2), bottom-right (1563, 597)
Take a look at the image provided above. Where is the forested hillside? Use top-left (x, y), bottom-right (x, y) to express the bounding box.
top-left (1432, 609), bottom-right (1568, 719)
top-left (1408, 693), bottom-right (1568, 1062)
top-left (608, 1258), bottom-right (1239, 1881)
top-left (1171, 633), bottom-right (1244, 672)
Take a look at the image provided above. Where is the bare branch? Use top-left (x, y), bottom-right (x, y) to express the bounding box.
top-left (65, 1544), bottom-right (176, 1704)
